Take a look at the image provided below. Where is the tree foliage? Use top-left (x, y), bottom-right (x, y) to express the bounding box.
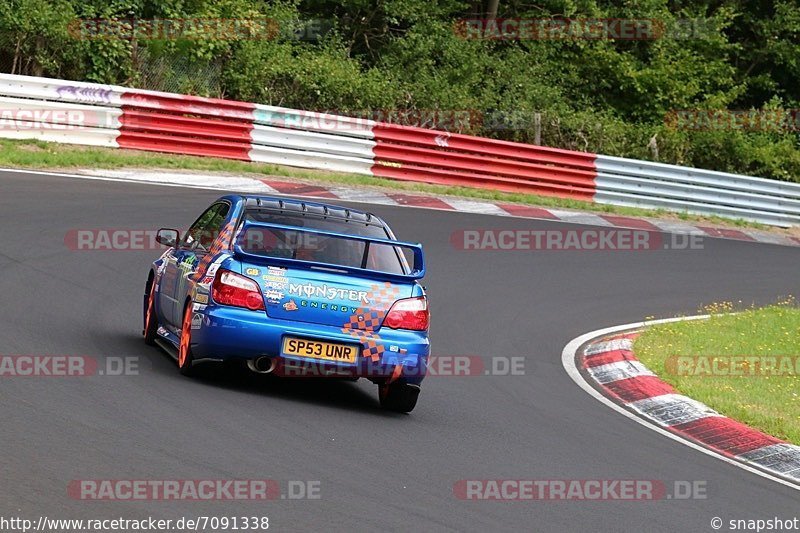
top-left (0, 0), bottom-right (798, 180)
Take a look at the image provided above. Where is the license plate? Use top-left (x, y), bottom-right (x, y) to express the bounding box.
top-left (282, 337), bottom-right (358, 363)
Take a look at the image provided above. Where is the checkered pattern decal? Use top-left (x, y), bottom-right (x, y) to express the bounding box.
top-left (353, 331), bottom-right (384, 362)
top-left (191, 219), bottom-right (236, 282)
top-left (341, 282), bottom-right (402, 361)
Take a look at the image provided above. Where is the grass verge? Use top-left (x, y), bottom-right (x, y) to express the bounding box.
top-left (635, 300), bottom-right (800, 444)
top-left (0, 138), bottom-right (770, 230)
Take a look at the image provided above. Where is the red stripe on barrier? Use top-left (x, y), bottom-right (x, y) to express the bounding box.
top-left (114, 89), bottom-right (602, 203)
top-left (603, 376), bottom-right (676, 403)
top-left (373, 123), bottom-right (596, 169)
top-left (373, 143), bottom-right (595, 187)
top-left (116, 132), bottom-right (251, 160)
top-left (120, 110), bottom-right (252, 142)
top-left (120, 91), bottom-right (255, 119)
top-left (672, 416), bottom-right (784, 456)
top-left (371, 123), bottom-right (597, 200)
top-left (118, 90), bottom-right (255, 160)
top-left (372, 163), bottom-right (594, 200)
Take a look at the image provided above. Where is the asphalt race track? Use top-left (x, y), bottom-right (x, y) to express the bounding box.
top-left (1, 169), bottom-right (798, 532)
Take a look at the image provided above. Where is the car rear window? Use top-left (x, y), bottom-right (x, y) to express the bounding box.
top-left (238, 210), bottom-right (406, 274)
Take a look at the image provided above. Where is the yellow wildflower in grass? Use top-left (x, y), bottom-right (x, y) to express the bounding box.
top-left (635, 299), bottom-right (800, 445)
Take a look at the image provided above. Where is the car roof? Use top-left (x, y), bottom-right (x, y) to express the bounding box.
top-left (238, 195), bottom-right (390, 228)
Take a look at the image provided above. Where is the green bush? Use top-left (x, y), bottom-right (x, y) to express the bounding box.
top-left (0, 0), bottom-right (798, 182)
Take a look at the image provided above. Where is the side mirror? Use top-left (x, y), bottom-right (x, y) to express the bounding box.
top-left (156, 228), bottom-right (179, 248)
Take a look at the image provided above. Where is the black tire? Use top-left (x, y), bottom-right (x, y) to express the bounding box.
top-left (379, 382), bottom-right (420, 413)
top-left (143, 278), bottom-right (158, 346)
top-left (177, 303), bottom-right (196, 377)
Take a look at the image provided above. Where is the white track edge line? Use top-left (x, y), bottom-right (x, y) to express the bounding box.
top-left (561, 314), bottom-right (800, 492)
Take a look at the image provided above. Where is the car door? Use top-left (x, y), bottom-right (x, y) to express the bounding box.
top-left (159, 202), bottom-right (230, 329)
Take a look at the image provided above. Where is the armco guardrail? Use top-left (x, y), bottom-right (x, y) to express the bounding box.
top-left (370, 124), bottom-right (597, 201)
top-left (595, 156), bottom-right (800, 226)
top-left (1, 73), bottom-right (799, 226)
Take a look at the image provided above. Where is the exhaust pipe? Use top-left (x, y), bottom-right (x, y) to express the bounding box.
top-left (247, 356), bottom-right (277, 374)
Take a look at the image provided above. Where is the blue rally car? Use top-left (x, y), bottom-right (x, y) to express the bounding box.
top-left (143, 195), bottom-right (429, 412)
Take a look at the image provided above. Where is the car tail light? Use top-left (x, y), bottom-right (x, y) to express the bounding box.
top-left (383, 297), bottom-right (429, 331)
top-left (212, 269), bottom-right (265, 311)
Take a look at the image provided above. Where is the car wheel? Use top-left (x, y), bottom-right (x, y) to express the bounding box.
top-left (379, 382), bottom-right (420, 413)
top-left (143, 279), bottom-right (158, 346)
top-left (178, 304), bottom-right (196, 376)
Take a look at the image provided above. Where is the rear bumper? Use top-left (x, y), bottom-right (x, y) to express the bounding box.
top-left (190, 305), bottom-right (430, 385)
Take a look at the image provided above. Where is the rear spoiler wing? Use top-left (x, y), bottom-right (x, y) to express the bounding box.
top-left (232, 221), bottom-right (426, 282)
